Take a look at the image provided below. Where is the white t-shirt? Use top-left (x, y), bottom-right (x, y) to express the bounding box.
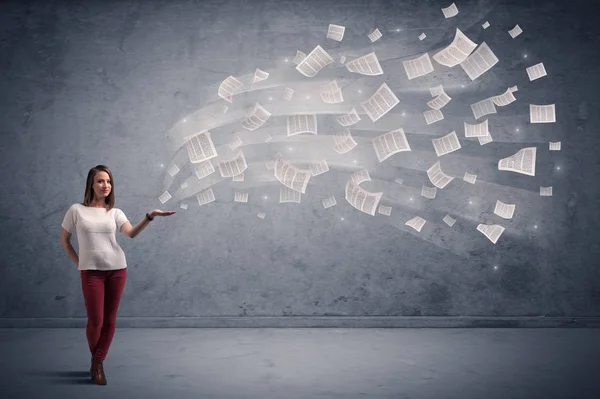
top-left (61, 203), bottom-right (129, 271)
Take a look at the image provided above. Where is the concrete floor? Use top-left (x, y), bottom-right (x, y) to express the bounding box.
top-left (0, 328), bottom-right (599, 399)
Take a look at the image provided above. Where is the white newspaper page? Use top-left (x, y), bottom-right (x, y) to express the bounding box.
top-left (345, 180), bottom-right (383, 216)
top-left (493, 88), bottom-right (517, 107)
top-left (228, 136), bottom-right (243, 150)
top-left (158, 191), bottom-right (172, 204)
top-left (296, 45), bottom-right (334, 77)
top-left (427, 161), bottom-right (454, 189)
top-left (460, 42), bottom-right (499, 81)
top-left (372, 128), bottom-right (411, 163)
top-left (406, 216), bottom-right (426, 232)
top-left (218, 151), bottom-right (248, 178)
top-left (309, 159), bottom-right (330, 176)
top-left (333, 131), bottom-right (358, 154)
top-left (494, 200), bottom-right (516, 219)
top-left (180, 182), bottom-right (188, 189)
top-left (378, 205), bottom-right (392, 216)
top-left (427, 90), bottom-right (452, 110)
top-left (478, 133), bottom-right (493, 145)
top-left (368, 28), bottom-right (382, 42)
top-left (280, 186), bottom-right (302, 203)
top-left (443, 214), bottom-right (456, 227)
top-left (463, 172), bottom-right (477, 184)
top-left (464, 119), bottom-right (489, 137)
top-left (549, 141), bottom-right (562, 151)
top-left (482, 21), bottom-right (490, 29)
top-left (180, 203), bottom-right (188, 210)
top-left (360, 83), bottom-right (400, 122)
top-left (345, 52), bottom-right (384, 76)
top-left (167, 164), bottom-right (180, 177)
top-left (274, 157), bottom-right (312, 193)
top-left (498, 147), bottom-right (537, 176)
top-left (252, 68), bottom-right (269, 83)
top-left (322, 196), bottom-right (337, 209)
top-left (530, 104), bottom-right (556, 123)
top-left (442, 2), bottom-right (459, 18)
top-left (320, 80), bottom-right (344, 104)
top-left (421, 185), bottom-right (437, 199)
top-left (196, 188), bottom-right (216, 206)
top-left (327, 24), bottom-right (345, 41)
top-left (257, 212), bottom-right (266, 219)
top-left (508, 24), bottom-right (523, 38)
top-left (350, 169), bottom-right (371, 185)
top-left (185, 130), bottom-right (218, 163)
top-left (218, 76), bottom-right (243, 103)
top-left (477, 223), bottom-right (505, 244)
top-left (287, 114), bottom-right (318, 136)
top-left (403, 53), bottom-right (435, 80)
top-left (395, 178), bottom-right (403, 185)
top-left (526, 62), bottom-right (547, 81)
top-left (339, 55), bottom-right (346, 64)
top-left (283, 87), bottom-right (294, 101)
top-left (292, 50), bottom-right (306, 65)
top-left (540, 186), bottom-right (553, 196)
top-left (241, 102), bottom-right (272, 131)
top-left (232, 172), bottom-right (244, 182)
top-left (424, 109), bottom-right (444, 125)
top-left (336, 108), bottom-right (361, 126)
top-left (419, 32), bottom-right (426, 41)
top-left (194, 160), bottom-right (215, 180)
top-left (433, 28), bottom-right (477, 67)
top-left (432, 131), bottom-right (461, 157)
top-left (234, 191), bottom-right (249, 203)
top-left (471, 97), bottom-right (497, 120)
top-left (430, 85), bottom-right (444, 97)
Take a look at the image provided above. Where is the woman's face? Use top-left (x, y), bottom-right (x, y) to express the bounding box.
top-left (92, 171), bottom-right (111, 199)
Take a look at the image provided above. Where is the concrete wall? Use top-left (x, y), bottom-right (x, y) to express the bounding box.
top-left (1, 0), bottom-right (599, 323)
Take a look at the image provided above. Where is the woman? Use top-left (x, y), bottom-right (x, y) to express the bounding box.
top-left (60, 165), bottom-right (176, 385)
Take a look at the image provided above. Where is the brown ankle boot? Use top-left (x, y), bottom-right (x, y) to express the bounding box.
top-left (91, 356), bottom-right (107, 385)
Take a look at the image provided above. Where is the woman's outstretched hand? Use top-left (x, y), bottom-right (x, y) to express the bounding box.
top-left (150, 210), bottom-right (177, 218)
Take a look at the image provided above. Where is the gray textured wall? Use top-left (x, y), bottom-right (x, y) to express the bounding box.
top-left (1, 0), bottom-right (599, 320)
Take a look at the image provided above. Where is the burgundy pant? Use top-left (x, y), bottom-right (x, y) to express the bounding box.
top-left (80, 268), bottom-right (127, 361)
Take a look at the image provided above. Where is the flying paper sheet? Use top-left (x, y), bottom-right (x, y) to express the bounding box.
top-left (421, 185), bottom-right (437, 199)
top-left (241, 102), bottom-right (271, 131)
top-left (296, 45), bottom-right (334, 77)
top-left (360, 83), bottom-right (400, 122)
top-left (234, 191), bottom-right (249, 203)
top-left (464, 119), bottom-right (489, 137)
top-left (471, 97), bottom-right (497, 120)
top-left (185, 130), bottom-right (218, 163)
top-left (322, 196), bottom-right (337, 209)
top-left (508, 24), bottom-right (523, 38)
top-left (460, 42), bottom-right (499, 81)
top-left (218, 151), bottom-right (248, 178)
top-left (336, 108), bottom-right (361, 126)
top-left (526, 62), bottom-right (547, 81)
top-left (403, 53), bottom-right (435, 80)
top-left (345, 52), bottom-right (384, 76)
top-left (419, 32), bottom-right (426, 41)
top-left (549, 141), bottom-right (561, 151)
top-left (378, 205), bottom-right (392, 216)
top-left (280, 186), bottom-right (302, 204)
top-left (194, 160), bottom-right (215, 180)
top-left (372, 128), bottom-right (411, 163)
top-left (345, 179), bottom-right (383, 216)
top-left (427, 161), bottom-right (454, 189)
top-left (477, 224), bottom-right (505, 244)
top-left (309, 160), bottom-right (330, 176)
top-left (327, 24), bottom-right (345, 41)
top-left (218, 76), bottom-right (243, 103)
top-left (158, 191), bottom-right (172, 204)
top-left (167, 164), bottom-right (180, 177)
top-left (494, 200), bottom-right (516, 219)
top-left (530, 104), bottom-right (556, 123)
top-left (540, 186), bottom-right (553, 196)
top-left (433, 28), bottom-right (477, 67)
top-left (320, 80), bottom-right (344, 104)
top-left (441, 3), bottom-right (459, 18)
top-left (333, 129), bottom-right (358, 154)
top-left (498, 147), bottom-right (536, 176)
top-left (443, 214), bottom-right (456, 227)
top-left (432, 131), bottom-right (461, 157)
top-left (252, 68), bottom-right (269, 83)
top-left (424, 109), bottom-right (444, 125)
top-left (287, 114), bottom-right (318, 136)
top-left (368, 28), bottom-right (383, 42)
top-left (482, 21), bottom-right (490, 29)
top-left (292, 50), bottom-right (306, 65)
top-left (406, 216), bottom-right (426, 232)
top-left (463, 172), bottom-right (477, 184)
top-left (197, 188), bottom-right (216, 206)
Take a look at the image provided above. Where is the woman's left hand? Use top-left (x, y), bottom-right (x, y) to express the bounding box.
top-left (150, 209), bottom-right (177, 218)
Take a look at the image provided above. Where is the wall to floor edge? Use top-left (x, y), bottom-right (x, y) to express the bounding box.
top-left (0, 317), bottom-right (599, 328)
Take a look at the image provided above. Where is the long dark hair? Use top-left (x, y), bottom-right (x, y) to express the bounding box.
top-left (81, 165), bottom-right (115, 211)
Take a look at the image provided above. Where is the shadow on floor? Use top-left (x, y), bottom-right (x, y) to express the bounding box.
top-left (26, 370), bottom-right (94, 385)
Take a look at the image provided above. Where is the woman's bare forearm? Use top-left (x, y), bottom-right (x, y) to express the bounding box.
top-left (61, 241), bottom-right (79, 267)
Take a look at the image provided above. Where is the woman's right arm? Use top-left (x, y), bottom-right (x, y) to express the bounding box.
top-left (61, 228), bottom-right (79, 267)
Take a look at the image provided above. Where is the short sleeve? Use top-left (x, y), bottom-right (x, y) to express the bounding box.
top-left (61, 205), bottom-right (77, 233)
top-left (114, 208), bottom-right (129, 230)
